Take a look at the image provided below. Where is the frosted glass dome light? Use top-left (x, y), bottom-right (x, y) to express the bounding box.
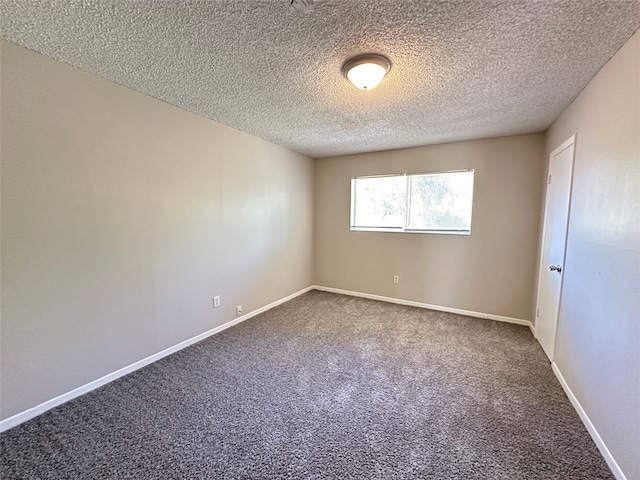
top-left (342, 54), bottom-right (391, 90)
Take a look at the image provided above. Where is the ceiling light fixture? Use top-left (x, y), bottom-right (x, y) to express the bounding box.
top-left (341, 54), bottom-right (391, 90)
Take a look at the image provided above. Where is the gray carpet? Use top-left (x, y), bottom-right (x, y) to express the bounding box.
top-left (1, 291), bottom-right (613, 479)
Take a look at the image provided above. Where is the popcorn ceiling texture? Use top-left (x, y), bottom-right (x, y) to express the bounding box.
top-left (1, 0), bottom-right (639, 158)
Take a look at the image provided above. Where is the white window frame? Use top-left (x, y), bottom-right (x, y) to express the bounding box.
top-left (350, 169), bottom-right (475, 235)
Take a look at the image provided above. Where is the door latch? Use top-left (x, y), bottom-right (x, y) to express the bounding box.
top-left (549, 265), bottom-right (562, 273)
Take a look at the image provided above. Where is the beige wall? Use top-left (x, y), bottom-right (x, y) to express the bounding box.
top-left (0, 41), bottom-right (314, 420)
top-left (545, 31), bottom-right (639, 480)
top-left (314, 134), bottom-right (545, 321)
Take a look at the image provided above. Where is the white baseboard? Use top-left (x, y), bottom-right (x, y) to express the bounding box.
top-left (551, 362), bottom-right (627, 480)
top-left (312, 285), bottom-right (534, 332)
top-left (0, 286), bottom-right (314, 433)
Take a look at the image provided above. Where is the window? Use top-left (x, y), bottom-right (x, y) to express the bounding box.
top-left (350, 170), bottom-right (474, 234)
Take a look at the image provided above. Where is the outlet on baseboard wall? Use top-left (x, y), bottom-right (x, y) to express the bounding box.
top-left (393, 275), bottom-right (399, 284)
top-left (236, 305), bottom-right (243, 316)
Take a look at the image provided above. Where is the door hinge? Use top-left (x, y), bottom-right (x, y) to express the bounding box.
top-left (548, 175), bottom-right (552, 184)
top-left (536, 307), bottom-right (540, 317)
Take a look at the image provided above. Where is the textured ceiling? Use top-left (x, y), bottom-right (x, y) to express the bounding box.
top-left (1, 1), bottom-right (639, 158)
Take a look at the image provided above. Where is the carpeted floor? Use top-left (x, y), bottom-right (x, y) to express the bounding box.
top-left (1, 291), bottom-right (613, 479)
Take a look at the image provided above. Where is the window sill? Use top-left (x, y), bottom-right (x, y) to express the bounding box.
top-left (350, 227), bottom-right (471, 235)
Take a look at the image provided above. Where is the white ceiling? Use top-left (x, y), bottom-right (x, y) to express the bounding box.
top-left (1, 1), bottom-right (639, 158)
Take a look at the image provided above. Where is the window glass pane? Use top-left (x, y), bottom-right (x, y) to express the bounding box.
top-left (407, 171), bottom-right (473, 231)
top-left (352, 176), bottom-right (406, 229)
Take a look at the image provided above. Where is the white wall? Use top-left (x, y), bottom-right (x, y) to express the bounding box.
top-left (0, 40), bottom-right (314, 420)
top-left (314, 134), bottom-right (545, 321)
top-left (545, 31), bottom-right (639, 480)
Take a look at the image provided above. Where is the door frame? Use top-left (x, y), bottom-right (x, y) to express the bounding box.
top-left (535, 134), bottom-right (576, 361)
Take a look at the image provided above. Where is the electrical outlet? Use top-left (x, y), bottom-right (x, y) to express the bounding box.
top-left (213, 296), bottom-right (221, 308)
top-left (236, 305), bottom-right (243, 316)
top-left (393, 275), bottom-right (399, 284)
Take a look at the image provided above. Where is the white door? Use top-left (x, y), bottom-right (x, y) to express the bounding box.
top-left (535, 135), bottom-right (576, 361)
